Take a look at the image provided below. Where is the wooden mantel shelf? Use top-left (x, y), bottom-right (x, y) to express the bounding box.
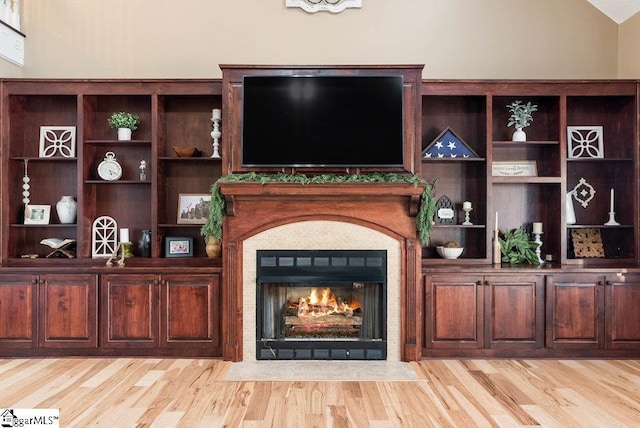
top-left (218, 182), bottom-right (426, 217)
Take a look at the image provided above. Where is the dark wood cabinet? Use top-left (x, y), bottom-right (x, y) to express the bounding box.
top-left (0, 273), bottom-right (97, 350)
top-left (546, 273), bottom-right (640, 351)
top-left (486, 275), bottom-right (544, 349)
top-left (161, 274), bottom-right (221, 351)
top-left (0, 274), bottom-right (36, 348)
top-left (101, 274), bottom-right (159, 348)
top-left (424, 273), bottom-right (544, 353)
top-left (546, 274), bottom-right (604, 349)
top-left (39, 274), bottom-right (97, 348)
top-left (101, 273), bottom-right (221, 353)
top-left (425, 275), bottom-right (484, 349)
top-left (605, 273), bottom-right (640, 349)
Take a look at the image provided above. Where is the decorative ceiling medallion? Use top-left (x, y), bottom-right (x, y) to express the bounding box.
top-left (286, 0), bottom-right (362, 14)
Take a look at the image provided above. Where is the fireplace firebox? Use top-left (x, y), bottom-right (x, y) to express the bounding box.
top-left (256, 250), bottom-right (387, 360)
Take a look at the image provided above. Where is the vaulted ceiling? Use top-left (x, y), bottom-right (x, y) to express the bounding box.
top-left (587, 0), bottom-right (640, 23)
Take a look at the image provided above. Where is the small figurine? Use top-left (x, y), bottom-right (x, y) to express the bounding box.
top-left (139, 160), bottom-right (147, 181)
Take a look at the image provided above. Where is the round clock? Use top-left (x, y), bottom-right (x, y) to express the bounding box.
top-left (97, 151), bottom-right (123, 181)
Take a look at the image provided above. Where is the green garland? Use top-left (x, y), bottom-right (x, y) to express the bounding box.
top-left (201, 172), bottom-right (436, 245)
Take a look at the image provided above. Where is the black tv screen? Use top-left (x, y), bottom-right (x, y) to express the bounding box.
top-left (242, 75), bottom-right (404, 168)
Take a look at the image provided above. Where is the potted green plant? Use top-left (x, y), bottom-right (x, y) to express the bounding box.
top-left (200, 183), bottom-right (224, 258)
top-left (498, 228), bottom-right (540, 264)
top-left (108, 112), bottom-right (140, 140)
top-left (507, 100), bottom-right (537, 142)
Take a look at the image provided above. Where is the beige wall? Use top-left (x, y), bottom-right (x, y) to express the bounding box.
top-left (0, 60), bottom-right (22, 77)
top-left (10, 0), bottom-right (621, 79)
top-left (619, 13), bottom-right (640, 78)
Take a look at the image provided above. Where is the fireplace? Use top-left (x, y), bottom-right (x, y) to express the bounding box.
top-left (256, 250), bottom-right (387, 360)
top-left (219, 182), bottom-right (424, 362)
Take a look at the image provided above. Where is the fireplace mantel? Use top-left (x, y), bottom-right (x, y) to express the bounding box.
top-left (219, 181), bottom-right (425, 361)
top-left (220, 182), bottom-right (424, 217)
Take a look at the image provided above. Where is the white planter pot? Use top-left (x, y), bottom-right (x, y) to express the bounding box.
top-left (117, 128), bottom-right (132, 140)
top-left (512, 128), bottom-right (526, 142)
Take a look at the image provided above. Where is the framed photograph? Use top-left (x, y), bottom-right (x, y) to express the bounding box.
top-left (24, 204), bottom-right (51, 225)
top-left (165, 236), bottom-right (193, 258)
top-left (492, 161), bottom-right (538, 177)
top-left (177, 193), bottom-right (211, 224)
top-left (39, 126), bottom-right (76, 158)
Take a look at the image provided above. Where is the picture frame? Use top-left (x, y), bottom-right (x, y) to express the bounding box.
top-left (177, 193), bottom-right (211, 224)
top-left (39, 126), bottom-right (76, 158)
top-left (165, 236), bottom-right (194, 258)
top-left (567, 126), bottom-right (604, 158)
top-left (24, 204), bottom-right (51, 225)
top-left (492, 161), bottom-right (538, 177)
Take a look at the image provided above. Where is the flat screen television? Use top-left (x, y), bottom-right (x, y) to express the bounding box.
top-left (241, 75), bottom-right (404, 168)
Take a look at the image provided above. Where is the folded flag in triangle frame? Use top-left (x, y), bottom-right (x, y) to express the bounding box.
top-left (423, 127), bottom-right (478, 159)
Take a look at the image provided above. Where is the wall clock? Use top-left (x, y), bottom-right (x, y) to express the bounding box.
top-left (97, 151), bottom-right (123, 181)
top-left (286, 0), bottom-right (362, 14)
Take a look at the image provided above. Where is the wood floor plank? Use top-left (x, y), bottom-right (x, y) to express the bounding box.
top-left (0, 358), bottom-right (638, 426)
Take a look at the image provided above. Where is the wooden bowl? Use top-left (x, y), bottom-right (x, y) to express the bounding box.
top-left (173, 146), bottom-right (202, 157)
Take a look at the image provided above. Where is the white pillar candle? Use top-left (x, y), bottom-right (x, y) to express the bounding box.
top-left (212, 108), bottom-right (221, 120)
top-left (120, 228), bottom-right (130, 243)
top-left (533, 222), bottom-right (543, 234)
top-left (610, 188), bottom-right (614, 213)
top-left (463, 201), bottom-right (472, 210)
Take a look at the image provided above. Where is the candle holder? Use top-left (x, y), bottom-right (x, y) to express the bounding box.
top-left (605, 212), bottom-right (620, 226)
top-left (462, 206), bottom-right (473, 225)
top-left (605, 187), bottom-right (620, 226)
top-left (210, 112), bottom-right (221, 159)
top-left (533, 232), bottom-right (544, 264)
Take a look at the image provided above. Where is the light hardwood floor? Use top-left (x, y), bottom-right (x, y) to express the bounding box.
top-left (0, 358), bottom-right (639, 427)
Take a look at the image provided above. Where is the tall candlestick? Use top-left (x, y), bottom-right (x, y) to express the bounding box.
top-left (610, 188), bottom-right (614, 213)
top-left (605, 187), bottom-right (620, 225)
top-left (533, 222), bottom-right (542, 234)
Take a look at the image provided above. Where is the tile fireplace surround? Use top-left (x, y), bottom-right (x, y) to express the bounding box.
top-left (243, 220), bottom-right (401, 361)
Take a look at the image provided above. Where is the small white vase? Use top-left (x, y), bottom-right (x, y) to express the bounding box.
top-left (117, 128), bottom-right (132, 140)
top-left (512, 128), bottom-right (526, 142)
top-left (56, 196), bottom-right (77, 224)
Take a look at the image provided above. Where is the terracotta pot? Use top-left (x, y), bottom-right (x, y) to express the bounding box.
top-left (205, 237), bottom-right (221, 258)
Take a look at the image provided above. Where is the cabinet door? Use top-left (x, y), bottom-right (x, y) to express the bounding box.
top-left (486, 275), bottom-right (544, 349)
top-left (0, 274), bottom-right (37, 348)
top-left (424, 275), bottom-right (483, 348)
top-left (101, 274), bottom-right (159, 348)
top-left (606, 273), bottom-right (640, 349)
top-left (160, 274), bottom-right (221, 352)
top-left (546, 274), bottom-right (604, 349)
top-left (40, 274), bottom-right (98, 348)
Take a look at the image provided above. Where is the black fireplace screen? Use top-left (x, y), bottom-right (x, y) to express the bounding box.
top-left (256, 250), bottom-right (387, 360)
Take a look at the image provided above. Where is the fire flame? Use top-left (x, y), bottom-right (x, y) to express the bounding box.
top-left (297, 287), bottom-right (358, 318)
